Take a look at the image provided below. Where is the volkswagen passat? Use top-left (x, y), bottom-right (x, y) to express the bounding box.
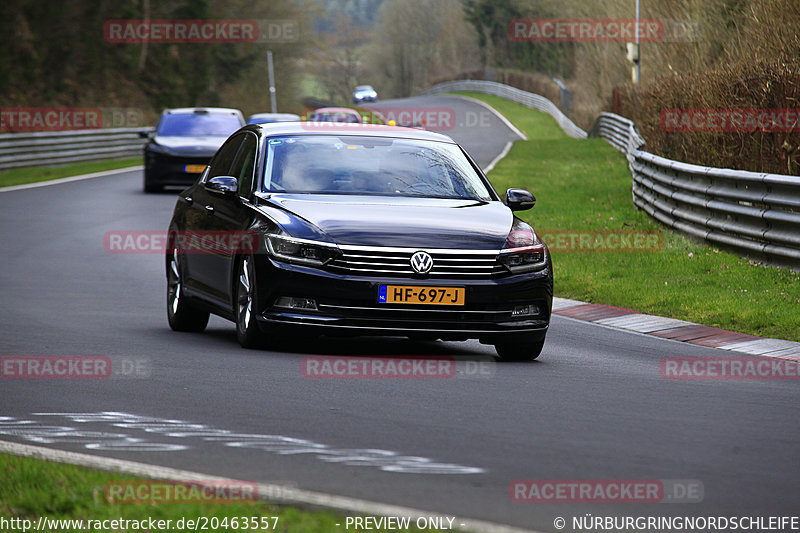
top-left (165, 123), bottom-right (552, 360)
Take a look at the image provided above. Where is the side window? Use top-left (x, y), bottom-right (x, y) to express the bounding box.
top-left (207, 133), bottom-right (244, 179)
top-left (230, 134), bottom-right (258, 199)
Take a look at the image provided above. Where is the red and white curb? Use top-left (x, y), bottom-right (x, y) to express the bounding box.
top-left (552, 297), bottom-right (800, 362)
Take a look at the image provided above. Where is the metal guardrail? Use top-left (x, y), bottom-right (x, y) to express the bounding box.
top-left (421, 79), bottom-right (800, 265)
top-left (419, 80), bottom-right (588, 139)
top-left (591, 113), bottom-right (800, 264)
top-left (0, 128), bottom-right (152, 170)
top-left (629, 150), bottom-right (800, 262)
top-left (587, 112), bottom-right (645, 153)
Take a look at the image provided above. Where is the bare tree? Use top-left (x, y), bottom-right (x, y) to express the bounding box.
top-left (368, 0), bottom-right (480, 98)
top-left (310, 14), bottom-right (369, 104)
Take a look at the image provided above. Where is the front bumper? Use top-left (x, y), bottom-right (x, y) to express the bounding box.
top-left (254, 256), bottom-right (552, 343)
top-left (144, 152), bottom-right (212, 186)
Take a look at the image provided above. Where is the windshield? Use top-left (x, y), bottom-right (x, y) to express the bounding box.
top-left (157, 113), bottom-right (242, 136)
top-left (262, 135), bottom-right (492, 200)
top-left (247, 115), bottom-right (298, 125)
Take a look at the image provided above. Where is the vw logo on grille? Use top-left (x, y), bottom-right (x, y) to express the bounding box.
top-left (410, 251), bottom-right (433, 274)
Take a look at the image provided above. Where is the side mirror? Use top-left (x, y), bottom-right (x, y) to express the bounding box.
top-left (205, 176), bottom-right (239, 196)
top-left (138, 130), bottom-right (153, 139)
top-left (506, 188), bottom-right (536, 211)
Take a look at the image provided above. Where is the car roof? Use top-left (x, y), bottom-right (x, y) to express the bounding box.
top-left (162, 107), bottom-right (243, 116)
top-left (355, 85), bottom-right (373, 90)
top-left (247, 122), bottom-right (456, 143)
top-left (249, 112), bottom-right (300, 119)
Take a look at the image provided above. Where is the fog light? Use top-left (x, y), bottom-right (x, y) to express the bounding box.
top-left (274, 297), bottom-right (318, 310)
top-left (512, 304), bottom-right (539, 317)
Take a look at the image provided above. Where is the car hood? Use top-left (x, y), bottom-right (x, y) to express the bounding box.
top-left (150, 135), bottom-right (229, 156)
top-left (262, 194), bottom-right (513, 249)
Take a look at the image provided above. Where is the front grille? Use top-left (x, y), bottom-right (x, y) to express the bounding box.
top-left (326, 246), bottom-right (507, 278)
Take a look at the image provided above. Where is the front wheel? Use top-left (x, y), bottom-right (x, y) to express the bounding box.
top-left (494, 337), bottom-right (545, 362)
top-left (236, 256), bottom-right (267, 349)
top-left (167, 247), bottom-right (209, 332)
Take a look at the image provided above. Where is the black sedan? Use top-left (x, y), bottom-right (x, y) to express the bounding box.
top-left (165, 123), bottom-right (553, 360)
top-left (143, 107), bottom-right (244, 193)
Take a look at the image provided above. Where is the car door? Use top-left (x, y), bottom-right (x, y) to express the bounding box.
top-left (201, 132), bottom-right (259, 304)
top-left (182, 133), bottom-right (245, 303)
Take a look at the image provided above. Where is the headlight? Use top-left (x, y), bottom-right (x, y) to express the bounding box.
top-left (265, 234), bottom-right (340, 266)
top-left (498, 219), bottom-right (548, 273)
top-left (145, 141), bottom-right (171, 155)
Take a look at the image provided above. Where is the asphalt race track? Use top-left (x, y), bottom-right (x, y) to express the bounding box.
top-left (0, 96), bottom-right (797, 532)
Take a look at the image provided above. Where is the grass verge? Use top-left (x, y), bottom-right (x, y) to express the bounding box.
top-left (0, 158), bottom-right (141, 188)
top-left (452, 91), bottom-right (800, 342)
top-left (0, 452), bottom-right (433, 533)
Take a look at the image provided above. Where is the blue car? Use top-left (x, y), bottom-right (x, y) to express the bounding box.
top-left (352, 85), bottom-right (378, 104)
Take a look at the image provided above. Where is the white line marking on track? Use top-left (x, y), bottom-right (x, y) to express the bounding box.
top-left (447, 95), bottom-right (528, 141)
top-left (484, 141), bottom-right (513, 175)
top-left (0, 166), bottom-right (142, 193)
top-left (0, 440), bottom-right (544, 533)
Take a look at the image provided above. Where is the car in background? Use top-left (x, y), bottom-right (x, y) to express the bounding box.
top-left (142, 107), bottom-right (245, 193)
top-left (352, 85), bottom-right (378, 104)
top-left (246, 113), bottom-right (301, 125)
top-left (165, 123), bottom-right (553, 360)
top-left (308, 107), bottom-right (363, 123)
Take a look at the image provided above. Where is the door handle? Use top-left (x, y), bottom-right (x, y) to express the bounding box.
top-left (183, 196), bottom-right (193, 205)
top-left (204, 205), bottom-right (214, 214)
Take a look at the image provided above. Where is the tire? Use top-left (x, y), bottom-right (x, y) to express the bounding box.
top-left (144, 173), bottom-right (162, 193)
top-left (235, 255), bottom-right (267, 349)
top-left (166, 246), bottom-right (209, 332)
top-left (494, 337), bottom-right (545, 362)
